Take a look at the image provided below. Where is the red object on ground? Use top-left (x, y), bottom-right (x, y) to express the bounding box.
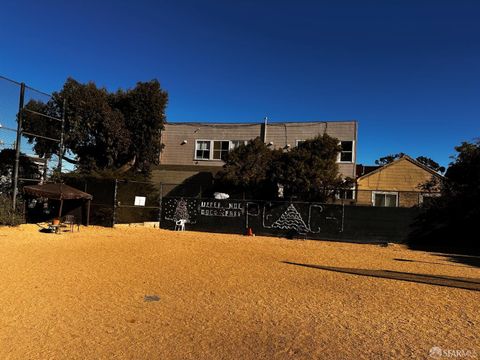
top-left (246, 227), bottom-right (253, 236)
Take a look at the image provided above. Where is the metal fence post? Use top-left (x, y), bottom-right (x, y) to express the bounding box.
top-left (57, 98), bottom-right (66, 174)
top-left (112, 179), bottom-right (118, 226)
top-left (12, 82), bottom-right (25, 210)
top-left (158, 183), bottom-right (163, 228)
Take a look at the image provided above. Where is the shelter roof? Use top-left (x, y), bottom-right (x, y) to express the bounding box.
top-left (23, 183), bottom-right (93, 200)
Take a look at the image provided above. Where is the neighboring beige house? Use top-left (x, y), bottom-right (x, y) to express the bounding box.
top-left (356, 155), bottom-right (443, 207)
top-left (152, 120), bottom-right (358, 196)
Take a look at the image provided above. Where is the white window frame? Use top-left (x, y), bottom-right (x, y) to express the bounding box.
top-left (337, 140), bottom-right (355, 163)
top-left (335, 187), bottom-right (356, 200)
top-left (372, 191), bottom-right (399, 207)
top-left (194, 139), bottom-right (248, 161)
top-left (194, 140), bottom-right (211, 160)
top-left (295, 140), bottom-right (305, 147)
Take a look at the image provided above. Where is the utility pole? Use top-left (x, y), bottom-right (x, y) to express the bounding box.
top-left (12, 82), bottom-right (25, 210)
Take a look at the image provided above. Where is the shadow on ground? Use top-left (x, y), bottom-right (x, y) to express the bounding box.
top-left (437, 253), bottom-right (480, 268)
top-left (407, 219), bottom-right (480, 269)
top-left (283, 261), bottom-right (480, 292)
top-left (407, 242), bottom-right (480, 269)
top-left (393, 257), bottom-right (476, 269)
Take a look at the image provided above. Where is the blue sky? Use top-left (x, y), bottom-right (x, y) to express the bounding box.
top-left (1, 0), bottom-right (479, 167)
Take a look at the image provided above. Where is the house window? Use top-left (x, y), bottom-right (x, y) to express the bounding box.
top-left (230, 140), bottom-right (247, 149)
top-left (372, 191), bottom-right (398, 207)
top-left (195, 140), bottom-right (248, 160)
top-left (296, 140), bottom-right (305, 147)
top-left (338, 141), bottom-right (354, 162)
top-left (335, 189), bottom-right (355, 200)
top-left (195, 140), bottom-right (211, 160)
top-left (213, 141), bottom-right (230, 160)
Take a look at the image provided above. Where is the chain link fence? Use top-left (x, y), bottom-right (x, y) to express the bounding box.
top-left (56, 177), bottom-right (439, 227)
top-left (0, 75), bottom-right (65, 213)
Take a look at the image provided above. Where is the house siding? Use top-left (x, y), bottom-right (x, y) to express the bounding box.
top-left (356, 157), bottom-right (440, 207)
top-left (160, 123), bottom-right (262, 167)
top-left (159, 120), bottom-right (357, 178)
top-left (150, 165), bottom-right (220, 197)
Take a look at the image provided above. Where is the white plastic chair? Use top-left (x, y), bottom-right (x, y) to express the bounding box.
top-left (175, 219), bottom-right (187, 231)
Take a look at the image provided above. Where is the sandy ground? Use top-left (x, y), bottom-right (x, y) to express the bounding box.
top-left (0, 225), bottom-right (478, 360)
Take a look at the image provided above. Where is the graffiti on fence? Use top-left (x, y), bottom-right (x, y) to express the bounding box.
top-left (162, 198), bottom-right (344, 235)
top-left (262, 203), bottom-right (324, 234)
top-left (199, 201), bottom-right (244, 217)
top-left (268, 203), bottom-right (312, 233)
top-left (164, 198), bottom-right (198, 224)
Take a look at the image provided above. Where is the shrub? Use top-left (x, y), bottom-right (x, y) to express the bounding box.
top-left (0, 194), bottom-right (24, 226)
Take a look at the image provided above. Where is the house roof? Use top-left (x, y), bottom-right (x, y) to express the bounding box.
top-left (356, 164), bottom-right (381, 177)
top-left (356, 155), bottom-right (444, 181)
top-left (165, 120), bottom-right (357, 126)
top-left (23, 183), bottom-right (93, 200)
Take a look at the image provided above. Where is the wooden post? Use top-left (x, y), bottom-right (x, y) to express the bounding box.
top-left (58, 199), bottom-right (64, 219)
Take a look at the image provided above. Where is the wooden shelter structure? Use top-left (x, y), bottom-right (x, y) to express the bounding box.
top-left (23, 183), bottom-right (93, 225)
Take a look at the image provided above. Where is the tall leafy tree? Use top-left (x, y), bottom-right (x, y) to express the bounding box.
top-left (443, 141), bottom-right (480, 201)
top-left (215, 134), bottom-right (352, 201)
top-left (215, 137), bottom-right (279, 198)
top-left (270, 134), bottom-right (352, 201)
top-left (22, 77), bottom-right (167, 174)
top-left (415, 156), bottom-right (445, 173)
top-left (375, 153), bottom-right (445, 173)
top-left (409, 140), bottom-right (480, 252)
top-left (375, 153), bottom-right (405, 166)
top-left (111, 80), bottom-right (167, 173)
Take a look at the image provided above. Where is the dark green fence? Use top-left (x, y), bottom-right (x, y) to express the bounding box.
top-left (160, 197), bottom-right (423, 244)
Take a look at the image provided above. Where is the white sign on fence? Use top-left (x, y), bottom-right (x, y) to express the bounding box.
top-left (134, 196), bottom-right (146, 206)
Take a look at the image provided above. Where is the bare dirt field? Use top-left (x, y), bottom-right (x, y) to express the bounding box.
top-left (0, 225), bottom-right (478, 359)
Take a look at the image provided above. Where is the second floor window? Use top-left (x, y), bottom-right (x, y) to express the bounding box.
top-left (195, 140), bottom-right (211, 160)
top-left (230, 140), bottom-right (247, 149)
top-left (195, 140), bottom-right (247, 160)
top-left (339, 141), bottom-right (354, 162)
top-left (213, 141), bottom-right (230, 160)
